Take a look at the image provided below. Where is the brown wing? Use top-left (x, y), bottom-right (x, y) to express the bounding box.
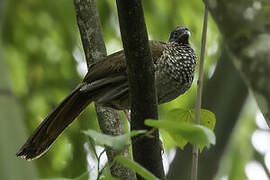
top-left (82, 40), bottom-right (167, 83)
top-left (82, 50), bottom-right (126, 83)
top-left (150, 40), bottom-right (167, 64)
top-left (80, 40), bottom-right (167, 109)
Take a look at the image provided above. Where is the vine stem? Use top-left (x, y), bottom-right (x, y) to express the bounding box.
top-left (191, 2), bottom-right (208, 180)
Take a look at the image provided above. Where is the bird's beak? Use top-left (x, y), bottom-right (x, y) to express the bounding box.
top-left (184, 30), bottom-right (191, 37)
top-left (179, 30), bottom-right (190, 41)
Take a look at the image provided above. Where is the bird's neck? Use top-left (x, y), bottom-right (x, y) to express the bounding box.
top-left (168, 41), bottom-right (190, 47)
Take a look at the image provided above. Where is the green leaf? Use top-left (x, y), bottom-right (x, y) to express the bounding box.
top-left (168, 108), bottom-right (216, 130)
top-left (83, 130), bottom-right (146, 150)
top-left (43, 171), bottom-right (90, 180)
top-left (100, 176), bottom-right (118, 180)
top-left (164, 108), bottom-right (216, 151)
top-left (145, 119), bottom-right (215, 150)
top-left (73, 171), bottom-right (90, 180)
top-left (114, 156), bottom-right (159, 180)
top-left (98, 166), bottom-right (118, 180)
top-left (41, 179), bottom-right (70, 180)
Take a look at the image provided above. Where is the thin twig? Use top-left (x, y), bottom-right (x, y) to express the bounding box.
top-left (88, 138), bottom-right (98, 159)
top-left (97, 149), bottom-right (106, 180)
top-left (98, 149), bottom-right (106, 171)
top-left (191, 2), bottom-right (208, 180)
top-left (97, 163), bottom-right (109, 180)
top-left (87, 138), bottom-right (107, 180)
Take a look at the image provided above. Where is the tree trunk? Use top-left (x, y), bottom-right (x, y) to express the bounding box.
top-left (116, 0), bottom-right (165, 179)
top-left (73, 0), bottom-right (136, 179)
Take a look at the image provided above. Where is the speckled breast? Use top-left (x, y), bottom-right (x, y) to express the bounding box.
top-left (155, 43), bottom-right (197, 104)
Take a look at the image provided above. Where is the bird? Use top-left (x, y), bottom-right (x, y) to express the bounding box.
top-left (16, 25), bottom-right (197, 160)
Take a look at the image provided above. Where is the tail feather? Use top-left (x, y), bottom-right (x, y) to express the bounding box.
top-left (16, 84), bottom-right (92, 160)
top-left (16, 74), bottom-right (129, 160)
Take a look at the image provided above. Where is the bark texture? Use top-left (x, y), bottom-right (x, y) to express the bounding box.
top-left (207, 0), bottom-right (270, 126)
top-left (73, 0), bottom-right (136, 179)
top-left (116, 0), bottom-right (165, 179)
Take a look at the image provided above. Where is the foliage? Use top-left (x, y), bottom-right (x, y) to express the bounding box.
top-left (165, 108), bottom-right (215, 150)
top-left (145, 115), bottom-right (215, 151)
top-left (83, 130), bottom-right (146, 150)
top-left (1, 0), bottom-right (269, 179)
top-left (83, 121), bottom-right (215, 179)
top-left (115, 156), bottom-right (159, 180)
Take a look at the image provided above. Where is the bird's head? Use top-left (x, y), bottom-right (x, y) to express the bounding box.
top-left (169, 26), bottom-right (191, 45)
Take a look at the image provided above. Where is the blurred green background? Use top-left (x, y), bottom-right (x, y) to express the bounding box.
top-left (1, 0), bottom-right (269, 180)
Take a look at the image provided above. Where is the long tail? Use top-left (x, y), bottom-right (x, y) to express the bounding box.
top-left (16, 84), bottom-right (92, 160)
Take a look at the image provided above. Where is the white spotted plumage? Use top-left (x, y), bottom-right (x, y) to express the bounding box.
top-left (155, 41), bottom-right (197, 104)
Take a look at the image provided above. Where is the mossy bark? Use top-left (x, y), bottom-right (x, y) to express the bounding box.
top-left (208, 0), bottom-right (270, 126)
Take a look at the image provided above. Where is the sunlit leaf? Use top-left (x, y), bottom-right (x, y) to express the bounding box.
top-left (145, 119), bottom-right (215, 150)
top-left (168, 108), bottom-right (216, 129)
top-left (83, 130), bottom-right (146, 150)
top-left (166, 108), bottom-right (216, 151)
top-left (100, 176), bottom-right (118, 180)
top-left (115, 156), bottom-right (159, 180)
top-left (165, 108), bottom-right (216, 151)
